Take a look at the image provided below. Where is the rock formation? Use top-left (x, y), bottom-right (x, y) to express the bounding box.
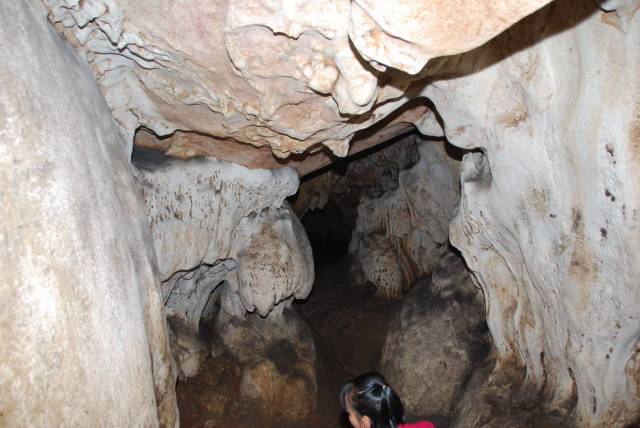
top-left (349, 139), bottom-right (462, 297)
top-left (134, 153), bottom-right (312, 322)
top-left (0, 2), bottom-right (177, 426)
top-left (2, 0), bottom-right (639, 426)
top-left (134, 151), bottom-right (316, 416)
top-left (298, 1), bottom-right (640, 424)
top-left (42, 0), bottom-right (551, 163)
top-left (291, 133), bottom-right (420, 264)
top-left (291, 134), bottom-right (420, 219)
top-left (381, 250), bottom-right (488, 418)
top-left (216, 308), bottom-right (317, 420)
top-left (291, 0), bottom-right (640, 423)
top-left (424, 1), bottom-right (640, 425)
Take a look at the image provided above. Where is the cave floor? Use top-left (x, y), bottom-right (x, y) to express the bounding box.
top-left (176, 257), bottom-right (402, 428)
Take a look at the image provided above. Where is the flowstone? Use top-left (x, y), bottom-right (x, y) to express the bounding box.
top-left (135, 153), bottom-right (317, 417)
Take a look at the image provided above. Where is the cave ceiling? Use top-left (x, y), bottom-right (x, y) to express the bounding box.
top-left (45, 0), bottom-right (552, 175)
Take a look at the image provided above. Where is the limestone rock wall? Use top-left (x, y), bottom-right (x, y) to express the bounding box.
top-left (0, 2), bottom-right (177, 426)
top-left (291, 134), bottom-right (419, 219)
top-left (5, 0), bottom-right (638, 425)
top-left (134, 156), bottom-right (313, 325)
top-left (349, 140), bottom-right (462, 297)
top-left (42, 0), bottom-right (552, 159)
top-left (422, 1), bottom-right (640, 425)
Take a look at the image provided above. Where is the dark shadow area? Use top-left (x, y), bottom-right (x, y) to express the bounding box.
top-left (417, 0), bottom-right (599, 81)
top-left (294, 257), bottom-right (404, 428)
top-left (302, 131), bottom-right (414, 181)
top-left (301, 202), bottom-right (352, 266)
top-left (131, 144), bottom-right (174, 170)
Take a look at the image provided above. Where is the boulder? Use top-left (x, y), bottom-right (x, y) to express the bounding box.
top-left (381, 250), bottom-right (488, 418)
top-left (216, 308), bottom-right (317, 420)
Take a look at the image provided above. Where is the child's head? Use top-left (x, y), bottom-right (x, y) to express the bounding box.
top-left (340, 372), bottom-right (404, 428)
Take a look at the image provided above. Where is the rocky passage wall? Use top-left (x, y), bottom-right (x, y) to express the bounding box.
top-left (291, 135), bottom-right (420, 219)
top-left (349, 139), bottom-right (461, 297)
top-left (422, 1), bottom-right (640, 425)
top-left (135, 156), bottom-right (313, 324)
top-left (0, 2), bottom-right (177, 426)
top-left (135, 155), bottom-right (316, 416)
top-left (4, 0), bottom-right (638, 426)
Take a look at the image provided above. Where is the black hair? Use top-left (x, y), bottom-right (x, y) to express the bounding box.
top-left (340, 372), bottom-right (404, 428)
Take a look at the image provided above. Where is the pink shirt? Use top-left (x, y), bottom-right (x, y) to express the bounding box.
top-left (399, 422), bottom-right (436, 428)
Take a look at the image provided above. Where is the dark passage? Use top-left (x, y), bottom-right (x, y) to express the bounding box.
top-left (176, 257), bottom-right (401, 427)
top-left (301, 202), bottom-right (352, 265)
top-left (175, 134), bottom-right (478, 427)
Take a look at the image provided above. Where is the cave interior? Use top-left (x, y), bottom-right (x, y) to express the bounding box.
top-left (2, 1), bottom-right (640, 428)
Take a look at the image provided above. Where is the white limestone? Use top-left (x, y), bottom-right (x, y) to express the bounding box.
top-left (0, 2), bottom-right (177, 425)
top-left (135, 155), bottom-right (313, 324)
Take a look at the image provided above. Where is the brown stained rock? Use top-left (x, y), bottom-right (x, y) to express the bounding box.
top-left (240, 359), bottom-right (316, 420)
top-left (133, 104), bottom-right (427, 177)
top-left (217, 309), bottom-right (318, 422)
